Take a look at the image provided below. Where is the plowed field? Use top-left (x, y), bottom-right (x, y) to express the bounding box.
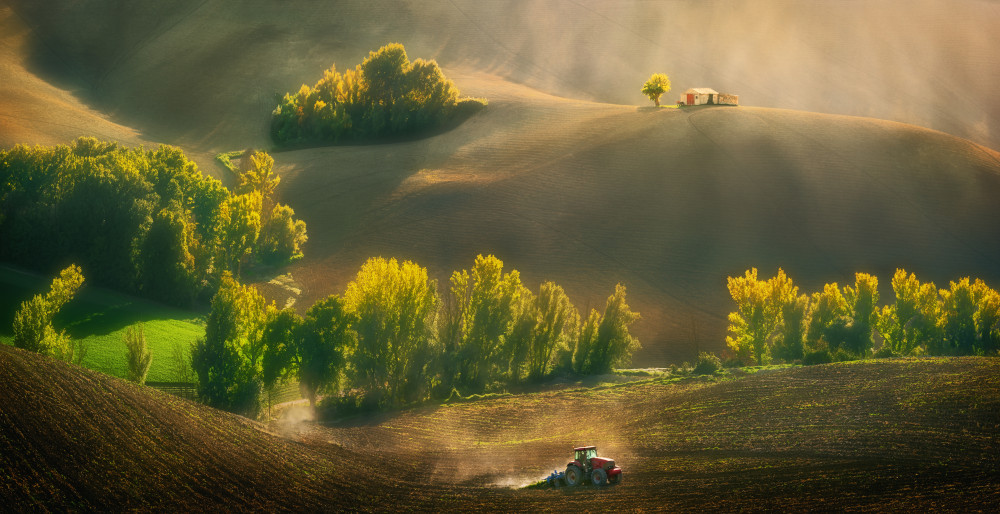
top-left (4, 344), bottom-right (998, 511)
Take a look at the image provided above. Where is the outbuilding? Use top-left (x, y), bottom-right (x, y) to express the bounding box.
top-left (679, 88), bottom-right (738, 106)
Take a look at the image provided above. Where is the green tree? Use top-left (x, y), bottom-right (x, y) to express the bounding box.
top-left (641, 73), bottom-right (671, 107)
top-left (1, 139), bottom-right (304, 307)
top-left (806, 282), bottom-right (850, 352)
top-left (219, 192), bottom-right (262, 275)
top-left (343, 257), bottom-right (439, 407)
top-left (774, 293), bottom-right (809, 362)
top-left (191, 274), bottom-right (271, 417)
top-left (577, 284), bottom-right (641, 374)
top-left (236, 150), bottom-right (282, 246)
top-left (12, 264), bottom-right (85, 360)
top-left (263, 297), bottom-right (357, 408)
top-left (124, 323), bottom-right (153, 385)
top-left (261, 308), bottom-right (302, 389)
top-left (939, 278), bottom-right (979, 355)
top-left (270, 43), bottom-right (467, 145)
top-left (448, 255), bottom-right (526, 392)
top-left (141, 208), bottom-right (197, 305)
top-left (877, 269), bottom-right (940, 355)
top-left (502, 286), bottom-right (536, 384)
top-left (841, 273), bottom-right (879, 357)
top-left (298, 296), bottom-right (355, 406)
top-left (361, 43), bottom-right (409, 110)
top-left (937, 278), bottom-right (1000, 356)
top-left (171, 341), bottom-right (194, 383)
top-left (573, 310), bottom-right (602, 374)
top-left (259, 203), bottom-right (308, 265)
top-left (973, 281), bottom-right (1000, 355)
top-left (528, 281), bottom-right (579, 381)
top-left (725, 268), bottom-right (787, 365)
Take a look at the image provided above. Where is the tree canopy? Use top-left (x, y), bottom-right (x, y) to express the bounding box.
top-left (726, 268), bottom-right (1000, 364)
top-left (196, 254), bottom-right (639, 416)
top-left (343, 257), bottom-right (440, 407)
top-left (12, 264), bottom-right (85, 360)
top-left (641, 73), bottom-right (671, 106)
top-left (0, 139), bottom-right (306, 306)
top-left (271, 43), bottom-right (482, 145)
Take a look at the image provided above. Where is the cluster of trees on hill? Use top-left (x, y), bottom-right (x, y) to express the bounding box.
top-left (191, 255), bottom-right (640, 417)
top-left (0, 138), bottom-right (306, 307)
top-left (271, 43), bottom-right (484, 145)
top-left (726, 268), bottom-right (1000, 365)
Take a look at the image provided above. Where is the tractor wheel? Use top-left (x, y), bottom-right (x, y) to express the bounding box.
top-left (610, 472), bottom-right (622, 485)
top-left (591, 468), bottom-right (608, 486)
top-left (564, 465), bottom-right (584, 487)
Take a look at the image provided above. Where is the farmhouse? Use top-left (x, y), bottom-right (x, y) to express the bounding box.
top-left (679, 88), bottom-right (738, 106)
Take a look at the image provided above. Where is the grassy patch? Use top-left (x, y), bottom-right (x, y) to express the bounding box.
top-left (0, 265), bottom-right (205, 382)
top-left (215, 150), bottom-right (245, 174)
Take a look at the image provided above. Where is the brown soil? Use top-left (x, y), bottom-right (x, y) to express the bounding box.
top-left (4, 345), bottom-right (999, 511)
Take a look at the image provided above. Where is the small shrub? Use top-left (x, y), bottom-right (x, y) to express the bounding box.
top-left (12, 264), bottom-right (85, 359)
top-left (803, 349), bottom-right (833, 366)
top-left (124, 324), bottom-right (153, 385)
top-left (692, 352), bottom-right (722, 375)
top-left (172, 341), bottom-right (194, 383)
top-left (832, 348), bottom-right (858, 362)
top-left (722, 355), bottom-right (744, 368)
top-left (873, 345), bottom-right (896, 358)
top-left (67, 338), bottom-right (88, 366)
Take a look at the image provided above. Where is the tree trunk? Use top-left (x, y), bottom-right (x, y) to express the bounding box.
top-left (654, 96), bottom-right (660, 107)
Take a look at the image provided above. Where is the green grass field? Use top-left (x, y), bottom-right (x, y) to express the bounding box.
top-left (0, 265), bottom-right (206, 382)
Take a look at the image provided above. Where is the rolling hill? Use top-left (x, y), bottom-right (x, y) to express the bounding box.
top-left (2, 0), bottom-right (1000, 365)
top-left (3, 343), bottom-right (998, 510)
top-left (276, 91), bottom-right (1000, 364)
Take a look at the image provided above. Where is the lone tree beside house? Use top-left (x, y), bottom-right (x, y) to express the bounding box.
top-left (641, 73), bottom-right (671, 107)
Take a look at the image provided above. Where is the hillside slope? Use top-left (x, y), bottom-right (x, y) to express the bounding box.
top-left (0, 345), bottom-right (453, 511)
top-left (7, 0), bottom-right (1000, 150)
top-left (0, 6), bottom-right (145, 148)
top-left (277, 93), bottom-right (1000, 363)
top-left (3, 1), bottom-right (1000, 364)
top-left (317, 357), bottom-right (1000, 510)
top-left (4, 345), bottom-right (998, 510)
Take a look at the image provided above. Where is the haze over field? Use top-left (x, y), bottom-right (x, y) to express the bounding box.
top-left (3, 2), bottom-right (1000, 510)
top-left (2, 0), bottom-right (999, 364)
top-left (7, 0), bottom-right (1000, 150)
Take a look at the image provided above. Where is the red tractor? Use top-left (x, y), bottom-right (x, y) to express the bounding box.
top-left (564, 446), bottom-right (622, 486)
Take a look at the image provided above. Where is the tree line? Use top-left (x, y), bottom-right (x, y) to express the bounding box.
top-left (271, 43), bottom-right (484, 146)
top-left (0, 138), bottom-right (306, 307)
top-left (192, 254), bottom-right (641, 417)
top-left (11, 264), bottom-right (154, 386)
top-left (726, 268), bottom-right (1000, 365)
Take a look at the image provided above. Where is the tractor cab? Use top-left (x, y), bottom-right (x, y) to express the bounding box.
top-left (574, 446), bottom-right (598, 470)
